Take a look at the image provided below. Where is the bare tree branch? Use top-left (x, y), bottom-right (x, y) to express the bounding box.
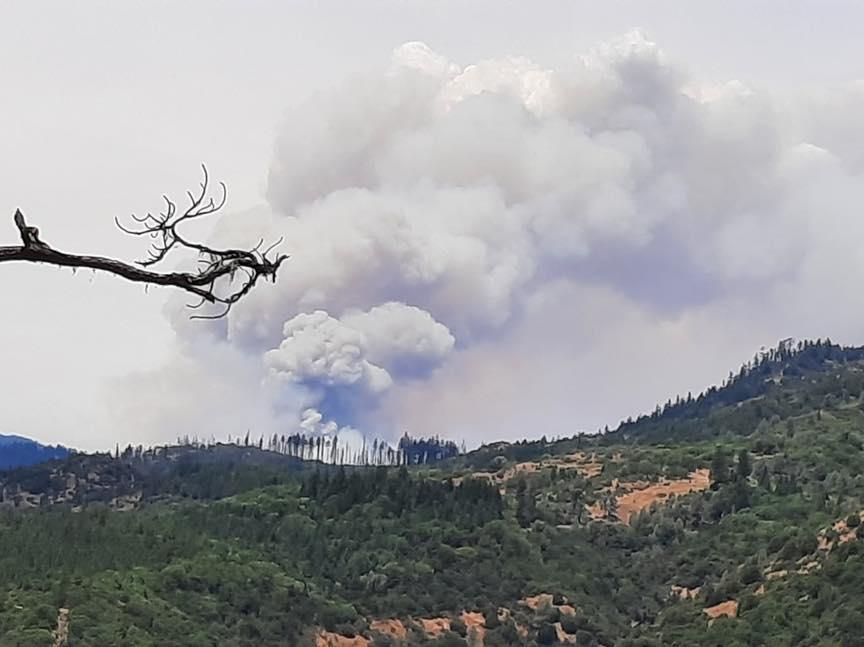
top-left (0, 166), bottom-right (288, 318)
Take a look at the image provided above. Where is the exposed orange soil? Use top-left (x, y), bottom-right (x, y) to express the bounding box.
top-left (564, 453), bottom-right (604, 479)
top-left (461, 611), bottom-right (486, 646)
top-left (316, 631), bottom-right (370, 647)
top-left (461, 612), bottom-right (485, 628)
top-left (671, 585), bottom-right (700, 600)
top-left (503, 462), bottom-right (540, 479)
top-left (554, 622), bottom-right (577, 643)
top-left (581, 465), bottom-right (604, 478)
top-left (519, 593), bottom-right (578, 616)
top-left (698, 513), bottom-right (864, 623)
top-left (460, 453), bottom-right (604, 487)
top-left (818, 511), bottom-right (862, 550)
top-left (495, 607), bottom-right (528, 637)
top-left (591, 469), bottom-right (711, 524)
top-left (370, 619), bottom-right (407, 639)
top-left (519, 592), bottom-right (578, 642)
top-left (364, 602), bottom-right (577, 645)
top-left (419, 617), bottom-right (450, 636)
top-left (366, 610), bottom-right (519, 645)
top-left (520, 593), bottom-right (554, 610)
top-left (703, 599), bottom-right (738, 621)
top-left (587, 502), bottom-right (604, 518)
top-left (797, 559), bottom-right (820, 575)
top-left (763, 561), bottom-right (820, 588)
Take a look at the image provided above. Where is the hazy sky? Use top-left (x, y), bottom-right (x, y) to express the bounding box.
top-left (4, 1), bottom-right (864, 451)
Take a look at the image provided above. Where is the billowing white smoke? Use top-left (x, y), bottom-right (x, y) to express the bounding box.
top-left (120, 31), bottom-right (864, 446)
top-left (265, 311), bottom-right (394, 396)
top-left (262, 303), bottom-right (454, 437)
top-left (341, 303), bottom-right (455, 378)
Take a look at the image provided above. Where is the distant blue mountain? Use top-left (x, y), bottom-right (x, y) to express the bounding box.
top-left (0, 434), bottom-right (31, 446)
top-left (0, 434), bottom-right (71, 470)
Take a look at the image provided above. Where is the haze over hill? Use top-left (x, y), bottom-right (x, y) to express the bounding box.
top-left (0, 434), bottom-right (70, 471)
top-left (128, 33), bottom-right (864, 450)
top-left (7, 7), bottom-right (864, 451)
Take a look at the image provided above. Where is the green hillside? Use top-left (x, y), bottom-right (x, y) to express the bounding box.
top-left (3, 340), bottom-right (864, 646)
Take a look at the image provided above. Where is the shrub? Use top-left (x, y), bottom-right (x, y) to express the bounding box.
top-left (537, 623), bottom-right (557, 645)
top-left (560, 615), bottom-right (580, 635)
top-left (450, 617), bottom-right (467, 637)
top-left (575, 629), bottom-right (597, 646)
top-left (739, 563), bottom-right (762, 586)
top-left (319, 603), bottom-right (358, 631)
top-left (483, 607), bottom-right (500, 629)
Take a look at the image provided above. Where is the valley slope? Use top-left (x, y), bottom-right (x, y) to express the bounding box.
top-left (2, 340), bottom-right (864, 646)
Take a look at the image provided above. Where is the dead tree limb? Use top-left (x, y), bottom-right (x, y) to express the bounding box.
top-left (0, 166), bottom-right (288, 318)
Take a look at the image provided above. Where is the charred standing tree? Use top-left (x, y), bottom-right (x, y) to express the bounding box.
top-left (0, 167), bottom-right (288, 318)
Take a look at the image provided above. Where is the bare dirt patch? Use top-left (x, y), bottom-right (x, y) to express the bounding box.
top-left (797, 559), bottom-right (820, 575)
top-left (671, 585), bottom-right (701, 600)
top-left (419, 617), bottom-right (451, 636)
top-left (590, 469), bottom-right (711, 524)
top-left (703, 599), bottom-right (738, 623)
top-left (370, 619), bottom-right (407, 639)
top-left (461, 453), bottom-right (605, 487)
top-left (461, 611), bottom-right (486, 646)
top-left (316, 631), bottom-right (370, 647)
top-left (520, 593), bottom-right (554, 610)
top-left (554, 622), bottom-right (577, 643)
top-left (818, 511), bottom-right (863, 551)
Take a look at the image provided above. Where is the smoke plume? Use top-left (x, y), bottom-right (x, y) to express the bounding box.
top-left (113, 32), bottom-right (864, 446)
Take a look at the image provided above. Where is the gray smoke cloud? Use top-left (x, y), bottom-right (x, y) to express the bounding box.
top-left (111, 31), bottom-right (864, 446)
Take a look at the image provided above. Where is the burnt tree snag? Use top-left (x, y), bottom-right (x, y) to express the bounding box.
top-left (0, 167), bottom-right (287, 318)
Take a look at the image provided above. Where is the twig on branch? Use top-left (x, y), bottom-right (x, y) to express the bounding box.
top-left (0, 166), bottom-right (288, 318)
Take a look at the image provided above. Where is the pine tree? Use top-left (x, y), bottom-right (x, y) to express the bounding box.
top-left (755, 463), bottom-right (771, 490)
top-left (515, 479), bottom-right (537, 527)
top-left (736, 449), bottom-right (752, 481)
top-left (710, 446), bottom-right (731, 487)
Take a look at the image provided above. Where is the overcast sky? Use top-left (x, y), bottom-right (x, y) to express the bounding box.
top-left (4, 1), bottom-right (864, 451)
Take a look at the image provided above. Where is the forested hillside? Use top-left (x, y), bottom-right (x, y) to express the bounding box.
top-left (3, 340), bottom-right (864, 646)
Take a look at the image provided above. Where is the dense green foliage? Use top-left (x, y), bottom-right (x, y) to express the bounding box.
top-left (4, 340), bottom-right (864, 645)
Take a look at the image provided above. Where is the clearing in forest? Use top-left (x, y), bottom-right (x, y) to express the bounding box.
top-left (590, 469), bottom-right (711, 524)
top-left (703, 599), bottom-right (738, 623)
top-left (461, 453), bottom-right (605, 487)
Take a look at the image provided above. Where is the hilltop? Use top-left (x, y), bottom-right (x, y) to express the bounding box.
top-left (0, 434), bottom-right (70, 471)
top-left (2, 339), bottom-right (864, 646)
top-left (0, 442), bottom-right (332, 510)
